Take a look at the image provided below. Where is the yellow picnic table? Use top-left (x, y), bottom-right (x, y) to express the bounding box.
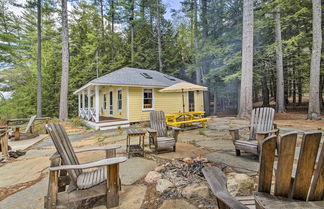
top-left (165, 111), bottom-right (210, 128)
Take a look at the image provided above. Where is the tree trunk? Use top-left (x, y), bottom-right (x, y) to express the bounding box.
top-left (298, 74), bottom-right (302, 105)
top-left (100, 0), bottom-right (104, 37)
top-left (262, 73), bottom-right (269, 106)
top-left (201, 0), bottom-right (210, 115)
top-left (111, 0), bottom-right (114, 32)
top-left (274, 8), bottom-right (285, 112)
top-left (59, 0), bottom-right (70, 121)
top-left (156, 0), bottom-right (163, 72)
top-left (193, 0), bottom-right (201, 84)
top-left (140, 0), bottom-right (145, 19)
top-left (238, 0), bottom-right (253, 118)
top-left (130, 0), bottom-right (134, 65)
top-left (213, 90), bottom-right (217, 115)
top-left (292, 68), bottom-right (296, 105)
top-left (308, 0), bottom-right (322, 120)
top-left (36, 0), bottom-right (42, 117)
top-left (320, 75), bottom-right (324, 110)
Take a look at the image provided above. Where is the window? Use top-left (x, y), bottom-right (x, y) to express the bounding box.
top-left (163, 75), bottom-right (176, 81)
top-left (143, 88), bottom-right (153, 109)
top-left (118, 89), bottom-right (122, 111)
top-left (103, 94), bottom-right (107, 110)
top-left (140, 72), bottom-right (153, 79)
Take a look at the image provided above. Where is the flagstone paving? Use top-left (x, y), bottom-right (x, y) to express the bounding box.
top-left (206, 151), bottom-right (259, 176)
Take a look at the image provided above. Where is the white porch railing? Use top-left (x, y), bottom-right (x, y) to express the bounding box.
top-left (79, 107), bottom-right (97, 122)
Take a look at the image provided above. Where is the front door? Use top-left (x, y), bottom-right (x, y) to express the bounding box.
top-left (188, 91), bottom-right (195, 112)
top-left (109, 90), bottom-right (113, 116)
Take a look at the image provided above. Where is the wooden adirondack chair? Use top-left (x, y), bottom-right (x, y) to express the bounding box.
top-left (202, 132), bottom-right (324, 209)
top-left (147, 110), bottom-right (180, 154)
top-left (45, 123), bottom-right (127, 209)
top-left (229, 107), bottom-right (278, 156)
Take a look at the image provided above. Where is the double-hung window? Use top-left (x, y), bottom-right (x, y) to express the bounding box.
top-left (143, 88), bottom-right (153, 110)
top-left (118, 89), bottom-right (122, 111)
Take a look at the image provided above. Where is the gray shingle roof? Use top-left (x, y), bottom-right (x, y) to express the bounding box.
top-left (86, 67), bottom-right (182, 88)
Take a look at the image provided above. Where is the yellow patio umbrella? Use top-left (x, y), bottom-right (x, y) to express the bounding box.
top-left (159, 82), bottom-right (208, 113)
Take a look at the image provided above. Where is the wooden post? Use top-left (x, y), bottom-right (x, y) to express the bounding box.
top-left (82, 91), bottom-right (85, 118)
top-left (0, 131), bottom-right (9, 157)
top-left (95, 85), bottom-right (100, 122)
top-left (14, 127), bottom-right (20, 140)
top-left (107, 164), bottom-right (119, 208)
top-left (78, 93), bottom-right (81, 117)
top-left (47, 170), bottom-right (58, 209)
top-left (45, 118), bottom-right (49, 134)
top-left (87, 87), bottom-right (91, 120)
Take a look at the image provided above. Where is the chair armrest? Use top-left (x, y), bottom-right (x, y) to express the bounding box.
top-left (74, 145), bottom-right (121, 153)
top-left (256, 129), bottom-right (279, 135)
top-left (202, 167), bottom-right (248, 209)
top-left (167, 125), bottom-right (181, 131)
top-left (147, 128), bottom-right (157, 133)
top-left (49, 157), bottom-right (127, 171)
top-left (229, 125), bottom-right (250, 131)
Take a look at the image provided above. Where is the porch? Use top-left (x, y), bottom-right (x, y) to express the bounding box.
top-left (76, 85), bottom-right (130, 130)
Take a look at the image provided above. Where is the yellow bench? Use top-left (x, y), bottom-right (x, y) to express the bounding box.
top-left (165, 111), bottom-right (210, 128)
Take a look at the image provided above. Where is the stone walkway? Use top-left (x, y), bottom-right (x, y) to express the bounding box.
top-left (2, 116), bottom-right (321, 209)
top-left (206, 151), bottom-right (259, 176)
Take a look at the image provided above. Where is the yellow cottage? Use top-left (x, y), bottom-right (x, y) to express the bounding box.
top-left (73, 67), bottom-right (204, 130)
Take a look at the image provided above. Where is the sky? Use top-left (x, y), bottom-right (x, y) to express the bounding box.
top-left (8, 0), bottom-right (182, 20)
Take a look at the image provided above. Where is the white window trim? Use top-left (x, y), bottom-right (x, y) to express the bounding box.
top-left (142, 88), bottom-right (154, 111)
top-left (117, 88), bottom-right (123, 112)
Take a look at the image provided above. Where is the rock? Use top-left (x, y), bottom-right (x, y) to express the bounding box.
top-left (156, 179), bottom-right (174, 193)
top-left (182, 182), bottom-right (210, 199)
top-left (155, 165), bottom-right (166, 173)
top-left (194, 156), bottom-right (208, 162)
top-left (144, 171), bottom-right (162, 184)
top-left (183, 157), bottom-right (192, 162)
top-left (159, 199), bottom-right (197, 209)
top-left (227, 172), bottom-right (255, 196)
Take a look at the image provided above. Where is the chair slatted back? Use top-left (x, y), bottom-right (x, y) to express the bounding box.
top-left (150, 111), bottom-right (167, 137)
top-left (258, 131), bottom-right (324, 201)
top-left (249, 107), bottom-right (275, 140)
top-left (25, 115), bottom-right (37, 133)
top-left (46, 123), bottom-right (81, 184)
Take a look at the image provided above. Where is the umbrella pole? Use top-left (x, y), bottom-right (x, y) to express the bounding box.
top-left (182, 89), bottom-right (185, 113)
top-left (182, 89), bottom-right (186, 126)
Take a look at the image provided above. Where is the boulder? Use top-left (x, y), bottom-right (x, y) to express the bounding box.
top-left (183, 157), bottom-right (192, 163)
top-left (227, 172), bottom-right (255, 196)
top-left (155, 165), bottom-right (166, 173)
top-left (156, 179), bottom-right (174, 193)
top-left (182, 182), bottom-right (210, 199)
top-left (144, 171), bottom-right (162, 184)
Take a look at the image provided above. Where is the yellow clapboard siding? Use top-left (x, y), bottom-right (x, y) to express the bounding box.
top-left (128, 87), bottom-right (204, 123)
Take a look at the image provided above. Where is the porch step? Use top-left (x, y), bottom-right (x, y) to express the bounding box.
top-left (84, 119), bottom-right (130, 130)
top-left (99, 121), bottom-right (130, 130)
